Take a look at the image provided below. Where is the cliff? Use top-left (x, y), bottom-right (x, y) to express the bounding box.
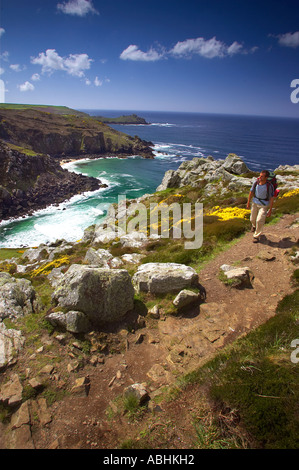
top-left (0, 107), bottom-right (154, 159)
top-left (0, 140), bottom-right (104, 221)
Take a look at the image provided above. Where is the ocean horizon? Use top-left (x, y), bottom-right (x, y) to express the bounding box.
top-left (1, 110), bottom-right (298, 248)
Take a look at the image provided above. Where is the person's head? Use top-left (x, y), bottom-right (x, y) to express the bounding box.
top-left (260, 170), bottom-right (269, 181)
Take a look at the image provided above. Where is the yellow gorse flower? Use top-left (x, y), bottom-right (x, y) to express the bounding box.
top-left (30, 255), bottom-right (70, 277)
top-left (207, 206), bottom-right (251, 220)
top-left (281, 188), bottom-right (299, 198)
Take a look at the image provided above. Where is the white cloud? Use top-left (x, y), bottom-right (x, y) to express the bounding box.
top-left (57, 0), bottom-right (99, 16)
top-left (18, 81), bottom-right (35, 92)
top-left (85, 78), bottom-right (91, 85)
top-left (31, 49), bottom-right (92, 77)
top-left (31, 73), bottom-right (41, 81)
top-left (64, 53), bottom-right (92, 77)
top-left (0, 68), bottom-right (5, 75)
top-left (170, 37), bottom-right (244, 59)
top-left (31, 49), bottom-right (65, 74)
top-left (277, 31), bottom-right (299, 48)
top-left (94, 76), bottom-right (103, 87)
top-left (120, 45), bottom-right (164, 62)
top-left (0, 27), bottom-right (5, 37)
top-left (227, 41), bottom-right (243, 55)
top-left (0, 51), bottom-right (9, 62)
top-left (9, 64), bottom-right (23, 72)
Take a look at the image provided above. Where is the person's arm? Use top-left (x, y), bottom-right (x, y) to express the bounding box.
top-left (267, 196), bottom-right (274, 217)
top-left (247, 190), bottom-right (253, 209)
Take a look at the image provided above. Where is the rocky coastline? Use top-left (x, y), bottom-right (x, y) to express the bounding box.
top-left (0, 141), bottom-right (104, 222)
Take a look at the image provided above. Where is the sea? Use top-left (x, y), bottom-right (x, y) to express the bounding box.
top-left (1, 110), bottom-right (299, 248)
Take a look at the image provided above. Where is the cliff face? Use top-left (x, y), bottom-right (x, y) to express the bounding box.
top-left (0, 108), bottom-right (154, 158)
top-left (0, 141), bottom-right (104, 221)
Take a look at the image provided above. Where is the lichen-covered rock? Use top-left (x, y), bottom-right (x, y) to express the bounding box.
top-left (84, 248), bottom-right (113, 267)
top-left (52, 265), bottom-right (135, 326)
top-left (222, 154), bottom-right (249, 175)
top-left (220, 264), bottom-right (253, 288)
top-left (46, 310), bottom-right (91, 333)
top-left (173, 289), bottom-right (199, 309)
top-left (132, 263), bottom-right (199, 294)
top-left (123, 383), bottom-right (149, 405)
top-left (0, 273), bottom-right (36, 320)
top-left (0, 323), bottom-right (25, 370)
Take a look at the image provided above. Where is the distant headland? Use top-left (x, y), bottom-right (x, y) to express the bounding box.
top-left (93, 113), bottom-right (149, 125)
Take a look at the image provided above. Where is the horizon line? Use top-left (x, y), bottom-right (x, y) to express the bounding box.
top-left (1, 102), bottom-right (299, 120)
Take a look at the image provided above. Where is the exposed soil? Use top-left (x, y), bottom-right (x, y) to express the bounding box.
top-left (1, 212), bottom-right (298, 450)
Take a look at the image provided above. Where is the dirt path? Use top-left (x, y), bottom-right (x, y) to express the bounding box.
top-left (3, 213), bottom-right (299, 449)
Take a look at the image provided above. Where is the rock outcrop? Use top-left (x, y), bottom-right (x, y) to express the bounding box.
top-left (0, 272), bottom-right (36, 320)
top-left (0, 141), bottom-right (103, 221)
top-left (52, 265), bottom-right (135, 327)
top-left (156, 154), bottom-right (251, 192)
top-left (156, 153), bottom-right (299, 195)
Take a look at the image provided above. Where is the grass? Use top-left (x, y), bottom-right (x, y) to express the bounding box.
top-left (6, 142), bottom-right (42, 156)
top-left (181, 287), bottom-right (299, 449)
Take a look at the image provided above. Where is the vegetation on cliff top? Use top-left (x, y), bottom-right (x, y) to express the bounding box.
top-left (0, 104), bottom-right (153, 158)
top-left (93, 114), bottom-right (148, 125)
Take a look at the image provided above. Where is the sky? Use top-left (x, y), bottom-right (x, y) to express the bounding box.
top-left (0, 0), bottom-right (299, 117)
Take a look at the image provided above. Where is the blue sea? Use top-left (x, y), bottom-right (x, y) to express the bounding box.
top-left (1, 111), bottom-right (298, 248)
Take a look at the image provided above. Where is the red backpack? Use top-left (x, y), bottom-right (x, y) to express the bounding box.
top-left (253, 171), bottom-right (280, 203)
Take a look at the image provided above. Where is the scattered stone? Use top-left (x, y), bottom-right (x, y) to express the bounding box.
top-left (28, 378), bottom-right (43, 391)
top-left (257, 250), bottom-right (276, 261)
top-left (55, 334), bottom-right (67, 344)
top-left (39, 364), bottom-right (55, 376)
top-left (146, 364), bottom-right (174, 385)
top-left (108, 376), bottom-right (116, 387)
top-left (173, 289), bottom-right (199, 309)
top-left (0, 322), bottom-right (25, 370)
top-left (123, 383), bottom-right (149, 405)
top-left (220, 264), bottom-right (253, 288)
top-left (89, 355), bottom-right (98, 366)
top-left (46, 310), bottom-right (91, 334)
top-left (10, 401), bottom-right (30, 430)
top-left (30, 398), bottom-right (52, 426)
top-left (148, 305), bottom-right (160, 319)
top-left (132, 263), bottom-right (199, 294)
top-left (203, 328), bottom-right (226, 343)
top-left (0, 373), bottom-right (23, 407)
top-left (67, 361), bottom-right (81, 373)
top-left (71, 377), bottom-right (90, 396)
top-left (8, 423), bottom-right (35, 449)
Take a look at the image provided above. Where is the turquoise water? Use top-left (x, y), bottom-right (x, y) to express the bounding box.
top-left (1, 110), bottom-right (298, 248)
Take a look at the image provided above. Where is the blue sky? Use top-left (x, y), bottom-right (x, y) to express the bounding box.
top-left (0, 0), bottom-right (299, 117)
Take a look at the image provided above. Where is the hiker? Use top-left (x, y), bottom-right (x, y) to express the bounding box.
top-left (246, 170), bottom-right (275, 243)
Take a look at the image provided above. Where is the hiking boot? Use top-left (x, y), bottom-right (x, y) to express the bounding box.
top-left (253, 237), bottom-right (259, 243)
